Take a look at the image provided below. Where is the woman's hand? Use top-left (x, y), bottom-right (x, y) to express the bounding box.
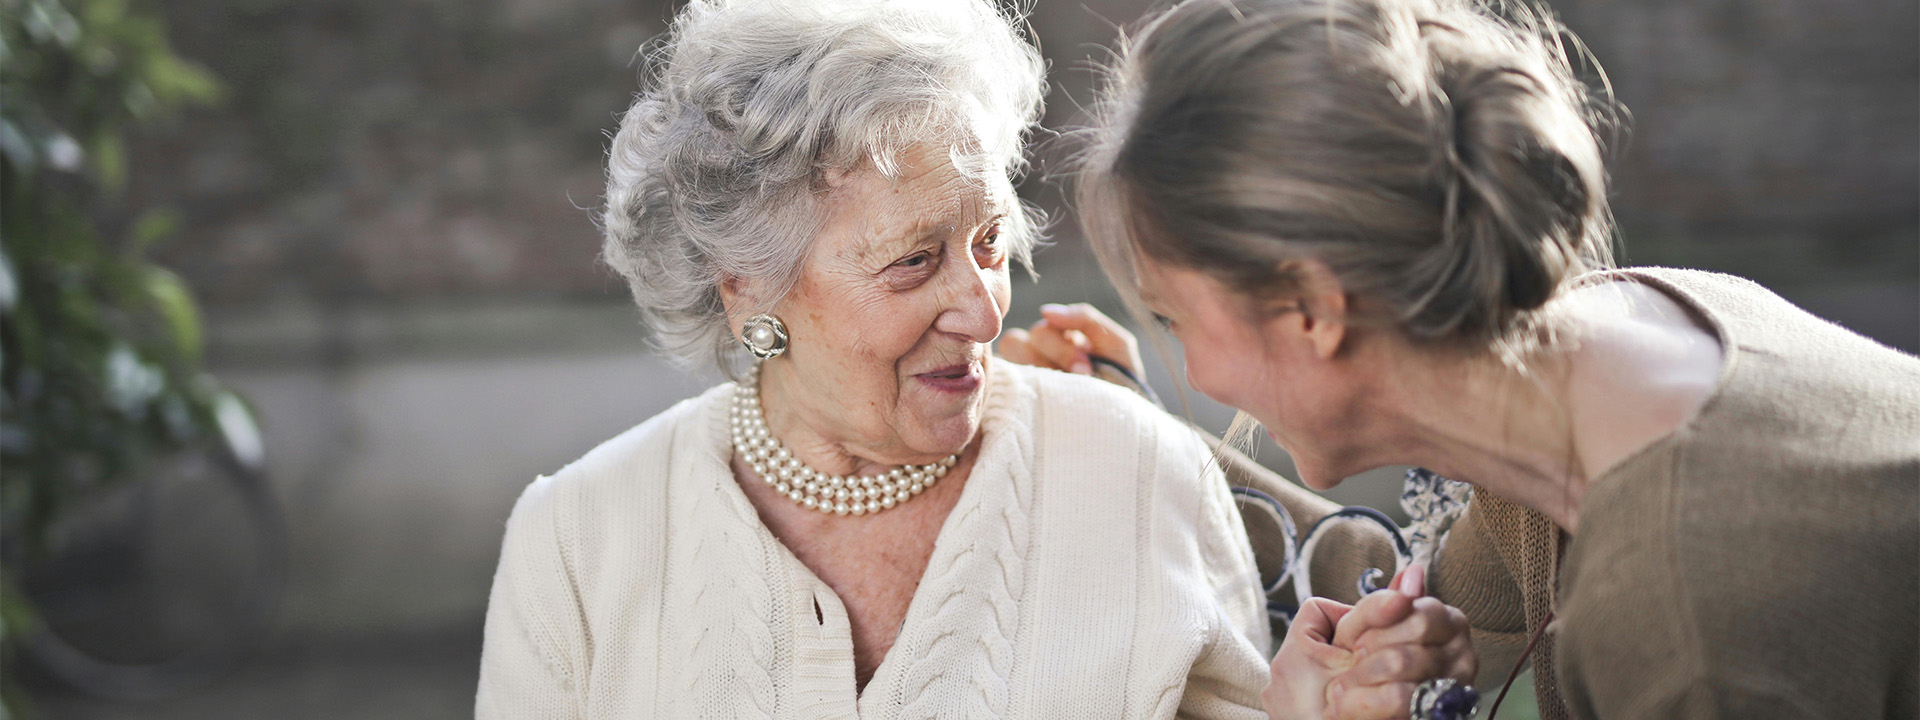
top-left (999, 303), bottom-right (1142, 379)
top-left (1266, 565), bottom-right (1478, 719)
top-left (1332, 565), bottom-right (1477, 719)
top-left (1265, 596), bottom-right (1362, 720)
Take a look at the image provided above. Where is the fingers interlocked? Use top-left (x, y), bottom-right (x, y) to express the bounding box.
top-left (1272, 564), bottom-right (1478, 720)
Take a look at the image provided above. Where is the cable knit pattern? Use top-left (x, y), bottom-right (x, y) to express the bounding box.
top-left (875, 367), bottom-right (1034, 720)
top-left (477, 363), bottom-right (1269, 719)
top-left (664, 448), bottom-right (782, 716)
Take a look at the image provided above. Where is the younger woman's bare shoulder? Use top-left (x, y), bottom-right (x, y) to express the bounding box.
top-left (1563, 281), bottom-right (1724, 479)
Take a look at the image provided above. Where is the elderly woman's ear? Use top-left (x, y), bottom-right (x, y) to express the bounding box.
top-left (717, 274), bottom-right (759, 334)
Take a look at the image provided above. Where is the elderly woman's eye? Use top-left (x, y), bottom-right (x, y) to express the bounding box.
top-left (973, 225), bottom-right (1006, 266)
top-left (884, 251), bottom-right (940, 288)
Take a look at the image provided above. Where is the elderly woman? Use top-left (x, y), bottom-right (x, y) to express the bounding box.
top-left (476, 1), bottom-right (1473, 718)
top-left (1052, 0), bottom-right (1920, 717)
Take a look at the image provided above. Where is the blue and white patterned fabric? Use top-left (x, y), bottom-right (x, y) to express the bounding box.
top-left (1400, 468), bottom-right (1474, 567)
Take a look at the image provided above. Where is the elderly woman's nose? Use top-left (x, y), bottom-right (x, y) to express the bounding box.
top-left (933, 264), bottom-right (1005, 342)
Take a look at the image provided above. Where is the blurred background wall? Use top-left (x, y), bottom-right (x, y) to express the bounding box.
top-left (23, 0), bottom-right (1916, 716)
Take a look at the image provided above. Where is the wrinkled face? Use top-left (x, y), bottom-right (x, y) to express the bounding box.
top-left (1135, 258), bottom-right (1358, 490)
top-left (750, 145), bottom-right (1013, 461)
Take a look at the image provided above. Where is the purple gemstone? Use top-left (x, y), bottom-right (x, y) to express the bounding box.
top-left (1433, 686), bottom-right (1480, 720)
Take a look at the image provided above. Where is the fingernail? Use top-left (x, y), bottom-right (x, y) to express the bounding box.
top-left (1406, 564), bottom-right (1427, 596)
top-left (1072, 360), bottom-right (1092, 375)
top-left (1041, 303), bottom-right (1066, 313)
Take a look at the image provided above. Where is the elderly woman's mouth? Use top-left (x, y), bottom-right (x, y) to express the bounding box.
top-left (915, 363), bottom-right (983, 393)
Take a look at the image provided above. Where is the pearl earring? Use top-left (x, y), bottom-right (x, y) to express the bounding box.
top-left (740, 313), bottom-right (789, 359)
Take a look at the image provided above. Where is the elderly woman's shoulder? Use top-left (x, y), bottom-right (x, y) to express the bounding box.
top-left (998, 362), bottom-right (1209, 461)
top-left (1002, 359), bottom-right (1160, 412)
top-left (504, 383), bottom-right (732, 529)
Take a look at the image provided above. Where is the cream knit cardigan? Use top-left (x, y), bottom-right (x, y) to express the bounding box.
top-left (476, 363), bottom-right (1271, 719)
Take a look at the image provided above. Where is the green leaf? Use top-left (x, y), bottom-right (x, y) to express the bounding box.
top-left (103, 342), bottom-right (162, 417)
top-left (123, 79), bottom-right (158, 120)
top-left (140, 265), bottom-right (201, 365)
top-left (0, 242), bottom-right (17, 312)
top-left (147, 52), bottom-right (222, 106)
top-left (212, 389), bottom-right (263, 469)
top-left (0, 571), bottom-right (42, 641)
top-left (0, 14), bottom-right (15, 69)
top-left (0, 117), bottom-right (35, 173)
top-left (129, 205), bottom-right (179, 252)
top-left (88, 125), bottom-right (124, 190)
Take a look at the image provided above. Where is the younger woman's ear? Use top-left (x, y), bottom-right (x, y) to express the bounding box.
top-left (1286, 259), bottom-right (1348, 360)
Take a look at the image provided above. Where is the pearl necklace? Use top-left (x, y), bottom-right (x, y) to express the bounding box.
top-left (729, 366), bottom-right (956, 516)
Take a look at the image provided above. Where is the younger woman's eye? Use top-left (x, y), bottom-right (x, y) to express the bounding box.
top-left (1152, 312), bottom-right (1175, 330)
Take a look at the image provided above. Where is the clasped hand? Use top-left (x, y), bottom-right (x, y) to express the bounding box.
top-left (1266, 564), bottom-right (1477, 720)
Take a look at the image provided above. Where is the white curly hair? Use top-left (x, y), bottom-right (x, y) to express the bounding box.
top-left (600, 0), bottom-right (1048, 375)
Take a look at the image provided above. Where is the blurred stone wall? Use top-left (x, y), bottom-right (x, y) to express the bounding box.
top-left (126, 0), bottom-right (675, 305)
top-left (128, 0), bottom-right (1917, 323)
top-left (1565, 0), bottom-right (1915, 268)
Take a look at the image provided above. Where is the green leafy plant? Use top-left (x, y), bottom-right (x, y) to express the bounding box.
top-left (0, 0), bottom-right (250, 712)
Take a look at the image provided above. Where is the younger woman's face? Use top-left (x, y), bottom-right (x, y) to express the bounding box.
top-left (1133, 258), bottom-right (1360, 490)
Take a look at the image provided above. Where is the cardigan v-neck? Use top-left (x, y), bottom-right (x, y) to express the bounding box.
top-left (699, 360), bottom-right (1037, 714)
